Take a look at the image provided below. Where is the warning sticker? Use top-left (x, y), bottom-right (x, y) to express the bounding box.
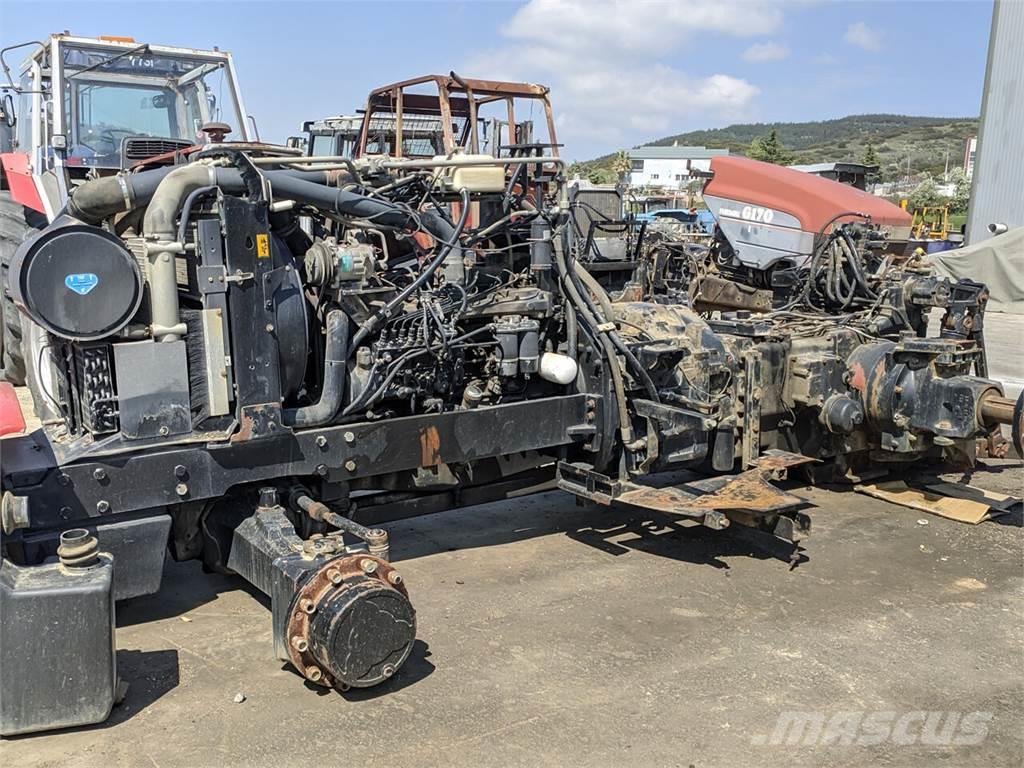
top-left (256, 233), bottom-right (270, 259)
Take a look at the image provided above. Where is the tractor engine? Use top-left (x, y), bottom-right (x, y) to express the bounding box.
top-left (1, 146), bottom-right (1019, 736)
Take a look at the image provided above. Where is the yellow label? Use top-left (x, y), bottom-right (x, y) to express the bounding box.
top-left (256, 233), bottom-right (270, 259)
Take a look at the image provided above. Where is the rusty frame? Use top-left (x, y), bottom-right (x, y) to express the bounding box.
top-left (356, 73), bottom-right (558, 159)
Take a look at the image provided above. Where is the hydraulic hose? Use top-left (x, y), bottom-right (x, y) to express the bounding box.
top-left (348, 188), bottom-right (470, 353)
top-left (572, 263), bottom-right (659, 402)
top-left (283, 310), bottom-right (349, 428)
top-left (553, 232), bottom-right (633, 445)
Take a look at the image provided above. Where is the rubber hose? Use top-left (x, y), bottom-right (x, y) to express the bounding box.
top-left (283, 310), bottom-right (349, 427)
top-left (572, 264), bottom-right (659, 401)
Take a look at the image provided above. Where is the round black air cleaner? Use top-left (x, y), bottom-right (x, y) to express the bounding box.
top-left (11, 219), bottom-right (143, 341)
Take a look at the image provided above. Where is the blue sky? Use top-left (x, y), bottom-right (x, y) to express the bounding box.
top-left (0, 0), bottom-right (994, 161)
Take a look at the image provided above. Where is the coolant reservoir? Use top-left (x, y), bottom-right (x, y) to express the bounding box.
top-left (435, 155), bottom-right (507, 194)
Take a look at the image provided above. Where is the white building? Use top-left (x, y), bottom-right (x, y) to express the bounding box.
top-left (628, 146), bottom-right (729, 189)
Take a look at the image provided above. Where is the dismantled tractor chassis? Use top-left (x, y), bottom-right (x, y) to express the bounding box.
top-left (0, 143), bottom-right (1020, 735)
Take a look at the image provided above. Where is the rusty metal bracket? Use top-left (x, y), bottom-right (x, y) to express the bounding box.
top-left (751, 448), bottom-right (819, 480)
top-left (556, 460), bottom-right (807, 540)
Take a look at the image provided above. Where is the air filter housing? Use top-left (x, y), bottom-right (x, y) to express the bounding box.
top-left (11, 216), bottom-right (144, 341)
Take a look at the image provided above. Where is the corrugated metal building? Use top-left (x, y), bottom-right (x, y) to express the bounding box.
top-left (966, 0), bottom-right (1024, 244)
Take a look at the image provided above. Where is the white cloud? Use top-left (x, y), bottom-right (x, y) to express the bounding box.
top-left (464, 0), bottom-right (778, 156)
top-left (844, 21), bottom-right (882, 52)
top-left (742, 41), bottom-right (790, 62)
top-left (503, 0), bottom-right (783, 55)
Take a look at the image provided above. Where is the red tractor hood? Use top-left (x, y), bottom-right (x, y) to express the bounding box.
top-left (704, 155), bottom-right (910, 232)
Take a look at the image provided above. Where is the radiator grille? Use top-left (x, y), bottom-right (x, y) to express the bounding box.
top-left (122, 137), bottom-right (192, 161)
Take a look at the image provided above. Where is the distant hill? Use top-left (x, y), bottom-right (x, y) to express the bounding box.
top-left (573, 114), bottom-right (979, 182)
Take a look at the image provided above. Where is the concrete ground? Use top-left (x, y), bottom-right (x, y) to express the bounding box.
top-left (982, 312), bottom-right (1024, 399)
top-left (4, 457), bottom-right (1021, 767)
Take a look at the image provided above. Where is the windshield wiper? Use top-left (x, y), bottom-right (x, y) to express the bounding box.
top-left (67, 43), bottom-right (150, 80)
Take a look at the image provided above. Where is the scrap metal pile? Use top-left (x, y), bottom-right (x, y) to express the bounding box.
top-left (0, 66), bottom-right (1020, 736)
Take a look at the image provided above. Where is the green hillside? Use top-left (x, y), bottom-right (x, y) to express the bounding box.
top-left (573, 114), bottom-right (979, 183)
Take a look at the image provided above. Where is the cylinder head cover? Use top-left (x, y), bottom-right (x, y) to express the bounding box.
top-left (12, 221), bottom-right (143, 341)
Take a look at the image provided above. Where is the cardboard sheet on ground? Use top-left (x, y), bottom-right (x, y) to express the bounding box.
top-left (855, 480), bottom-right (1018, 524)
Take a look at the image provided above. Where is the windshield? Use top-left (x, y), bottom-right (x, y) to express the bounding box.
top-left (60, 43), bottom-right (244, 168)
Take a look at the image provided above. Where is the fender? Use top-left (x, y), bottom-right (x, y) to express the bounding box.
top-left (0, 152), bottom-right (45, 213)
top-left (0, 381), bottom-right (25, 436)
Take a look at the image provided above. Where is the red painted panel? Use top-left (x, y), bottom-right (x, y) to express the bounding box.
top-left (0, 382), bottom-right (25, 436)
top-left (0, 152), bottom-right (45, 213)
top-left (705, 156), bottom-right (911, 233)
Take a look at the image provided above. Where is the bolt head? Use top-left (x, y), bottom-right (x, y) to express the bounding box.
top-left (344, 460), bottom-right (356, 472)
top-left (174, 464), bottom-right (188, 478)
top-left (291, 636), bottom-right (309, 652)
top-left (316, 464), bottom-right (329, 477)
top-left (328, 569), bottom-right (343, 585)
top-left (96, 500), bottom-right (110, 513)
top-left (387, 571), bottom-right (403, 586)
top-left (361, 559), bottom-right (378, 574)
top-left (382, 664), bottom-right (395, 678)
top-left (159, 426), bottom-right (170, 437)
top-left (315, 435), bottom-right (328, 448)
top-left (175, 483), bottom-right (189, 497)
top-left (344, 431), bottom-right (355, 444)
top-left (299, 597), bottom-right (316, 614)
top-left (92, 468), bottom-right (107, 481)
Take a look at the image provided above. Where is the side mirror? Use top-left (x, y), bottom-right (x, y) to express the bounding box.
top-left (1, 93), bottom-right (14, 127)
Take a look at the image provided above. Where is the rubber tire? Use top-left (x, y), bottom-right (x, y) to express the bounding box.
top-left (0, 189), bottom-right (33, 385)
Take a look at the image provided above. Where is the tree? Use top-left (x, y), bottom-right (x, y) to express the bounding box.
top-left (747, 129), bottom-right (794, 165)
top-left (907, 174), bottom-right (943, 210)
top-left (861, 140), bottom-right (880, 186)
top-left (947, 167), bottom-right (970, 214)
top-left (610, 150), bottom-right (632, 183)
top-left (861, 139), bottom-right (879, 167)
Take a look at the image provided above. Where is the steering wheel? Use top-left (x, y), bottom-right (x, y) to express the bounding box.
top-left (98, 128), bottom-right (137, 153)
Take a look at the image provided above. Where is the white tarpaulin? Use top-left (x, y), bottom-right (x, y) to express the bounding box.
top-left (928, 227), bottom-right (1024, 314)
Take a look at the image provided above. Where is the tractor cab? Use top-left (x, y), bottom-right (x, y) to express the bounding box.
top-left (0, 34), bottom-right (250, 220)
top-left (355, 73), bottom-right (560, 160)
